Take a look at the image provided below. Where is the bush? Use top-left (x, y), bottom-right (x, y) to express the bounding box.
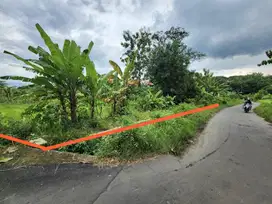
top-left (253, 89), bottom-right (268, 101)
top-left (135, 88), bottom-right (175, 111)
top-left (59, 140), bottom-right (100, 155)
top-left (96, 129), bottom-right (153, 159)
top-left (0, 114), bottom-right (34, 146)
top-left (22, 101), bottom-right (63, 135)
top-left (254, 100), bottom-right (272, 123)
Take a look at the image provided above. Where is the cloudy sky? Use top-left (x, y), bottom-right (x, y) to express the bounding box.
top-left (0, 0), bottom-right (272, 85)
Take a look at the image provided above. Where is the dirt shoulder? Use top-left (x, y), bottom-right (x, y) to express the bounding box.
top-left (0, 145), bottom-right (96, 169)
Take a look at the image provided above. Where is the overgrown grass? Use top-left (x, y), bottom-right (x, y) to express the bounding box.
top-left (0, 99), bottom-right (240, 160)
top-left (254, 99), bottom-right (272, 123)
top-left (0, 103), bottom-right (29, 120)
top-left (96, 102), bottom-right (235, 160)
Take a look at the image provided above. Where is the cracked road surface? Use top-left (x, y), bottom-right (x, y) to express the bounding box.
top-left (1, 104), bottom-right (272, 204)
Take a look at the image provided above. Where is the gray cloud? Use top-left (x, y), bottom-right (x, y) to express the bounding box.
top-left (168, 0), bottom-right (272, 58)
top-left (0, 0), bottom-right (271, 80)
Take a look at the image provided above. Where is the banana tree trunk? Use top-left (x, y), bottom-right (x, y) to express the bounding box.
top-left (58, 90), bottom-right (68, 121)
top-left (69, 88), bottom-right (77, 123)
top-left (113, 97), bottom-right (117, 114)
top-left (90, 97), bottom-right (95, 119)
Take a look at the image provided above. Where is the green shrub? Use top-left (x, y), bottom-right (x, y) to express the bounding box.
top-left (253, 89), bottom-right (268, 101)
top-left (254, 100), bottom-right (272, 123)
top-left (135, 88), bottom-right (175, 111)
top-left (96, 129), bottom-right (153, 159)
top-left (0, 114), bottom-right (34, 146)
top-left (22, 101), bottom-right (64, 135)
top-left (59, 140), bottom-right (100, 155)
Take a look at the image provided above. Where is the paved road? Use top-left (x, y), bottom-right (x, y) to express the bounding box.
top-left (1, 104), bottom-right (272, 204)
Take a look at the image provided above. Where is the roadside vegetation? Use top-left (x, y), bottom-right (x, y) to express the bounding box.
top-left (1, 24), bottom-right (272, 160)
top-left (254, 96), bottom-right (272, 123)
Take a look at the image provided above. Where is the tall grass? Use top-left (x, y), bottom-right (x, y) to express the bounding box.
top-left (254, 100), bottom-right (272, 123)
top-left (0, 99), bottom-right (240, 159)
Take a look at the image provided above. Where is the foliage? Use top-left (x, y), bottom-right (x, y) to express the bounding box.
top-left (147, 39), bottom-right (204, 103)
top-left (105, 54), bottom-right (137, 114)
top-left (0, 113), bottom-right (33, 146)
top-left (254, 100), bottom-right (272, 123)
top-left (121, 27), bottom-right (204, 83)
top-left (1, 23), bottom-right (96, 123)
top-left (227, 73), bottom-right (271, 94)
top-left (136, 88), bottom-right (175, 111)
top-left (120, 28), bottom-right (153, 81)
top-left (96, 129), bottom-right (153, 159)
top-left (96, 103), bottom-right (221, 158)
top-left (258, 50), bottom-right (272, 66)
top-left (22, 101), bottom-right (64, 134)
top-left (253, 89), bottom-right (268, 101)
top-left (192, 69), bottom-right (229, 105)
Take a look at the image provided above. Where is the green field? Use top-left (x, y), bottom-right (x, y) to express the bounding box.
top-left (0, 104), bottom-right (29, 120)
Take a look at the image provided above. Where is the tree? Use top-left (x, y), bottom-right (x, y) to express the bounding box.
top-left (214, 76), bottom-right (228, 85)
top-left (227, 73), bottom-right (271, 94)
top-left (107, 53), bottom-right (136, 114)
top-left (120, 28), bottom-right (153, 82)
top-left (147, 31), bottom-right (204, 103)
top-left (109, 52), bottom-right (136, 87)
top-left (258, 50), bottom-right (272, 66)
top-left (120, 27), bottom-right (197, 83)
top-left (1, 23), bottom-right (94, 123)
top-left (81, 56), bottom-right (114, 118)
top-left (195, 69), bottom-right (229, 95)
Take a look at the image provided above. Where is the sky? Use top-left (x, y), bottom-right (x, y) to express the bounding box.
top-left (0, 0), bottom-right (272, 86)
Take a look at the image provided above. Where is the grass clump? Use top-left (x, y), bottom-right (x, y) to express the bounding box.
top-left (254, 99), bottom-right (272, 123)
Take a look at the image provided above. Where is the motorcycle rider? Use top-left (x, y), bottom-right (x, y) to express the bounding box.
top-left (243, 97), bottom-right (252, 109)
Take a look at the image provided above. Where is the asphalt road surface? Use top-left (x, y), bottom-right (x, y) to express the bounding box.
top-left (1, 104), bottom-right (272, 204)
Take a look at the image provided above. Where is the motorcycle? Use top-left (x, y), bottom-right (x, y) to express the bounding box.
top-left (243, 103), bottom-right (252, 113)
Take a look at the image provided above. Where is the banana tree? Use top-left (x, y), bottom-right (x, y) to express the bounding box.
top-left (1, 47), bottom-right (70, 121)
top-left (195, 68), bottom-right (228, 97)
top-left (107, 53), bottom-right (136, 113)
top-left (34, 24), bottom-right (88, 123)
top-left (109, 51), bottom-right (136, 87)
top-left (2, 23), bottom-right (93, 123)
top-left (80, 46), bottom-right (115, 118)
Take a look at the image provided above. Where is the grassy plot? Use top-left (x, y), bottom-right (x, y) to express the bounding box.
top-left (95, 103), bottom-right (226, 159)
top-left (254, 99), bottom-right (272, 123)
top-left (0, 100), bottom-right (238, 161)
top-left (0, 103), bottom-right (29, 120)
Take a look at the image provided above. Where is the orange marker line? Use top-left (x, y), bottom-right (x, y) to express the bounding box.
top-left (0, 134), bottom-right (47, 151)
top-left (0, 103), bottom-right (219, 151)
top-left (44, 103), bottom-right (219, 151)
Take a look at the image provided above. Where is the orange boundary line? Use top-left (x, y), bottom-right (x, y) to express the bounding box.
top-left (0, 103), bottom-right (219, 151)
top-left (0, 134), bottom-right (47, 151)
